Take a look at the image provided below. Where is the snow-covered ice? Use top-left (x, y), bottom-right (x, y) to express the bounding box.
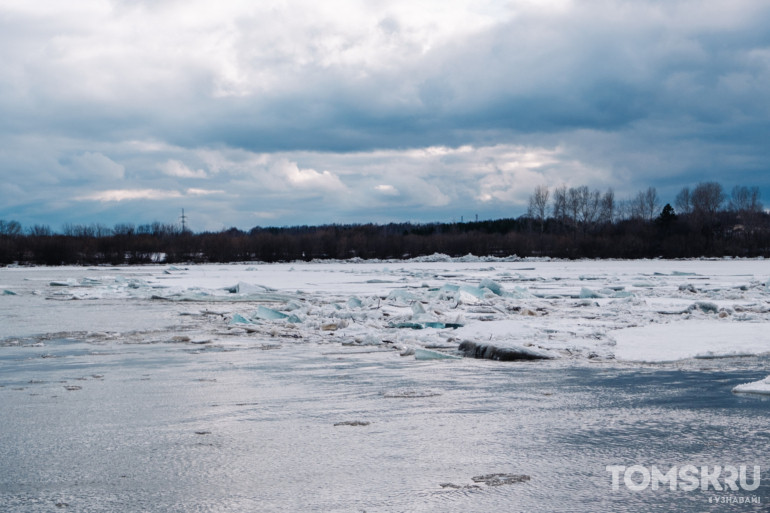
top-left (2, 257), bottom-right (769, 364)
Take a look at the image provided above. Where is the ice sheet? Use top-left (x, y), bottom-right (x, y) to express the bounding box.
top-left (732, 375), bottom-right (770, 395)
top-left (612, 321), bottom-right (770, 362)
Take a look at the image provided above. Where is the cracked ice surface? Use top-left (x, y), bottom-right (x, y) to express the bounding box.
top-left (3, 257), bottom-right (768, 363)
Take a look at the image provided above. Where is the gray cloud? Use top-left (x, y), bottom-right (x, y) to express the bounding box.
top-left (0, 0), bottom-right (769, 230)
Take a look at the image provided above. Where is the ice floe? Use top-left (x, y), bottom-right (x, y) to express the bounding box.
top-left (732, 376), bottom-right (770, 395)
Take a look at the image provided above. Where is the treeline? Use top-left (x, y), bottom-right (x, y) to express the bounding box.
top-left (0, 181), bottom-right (768, 265)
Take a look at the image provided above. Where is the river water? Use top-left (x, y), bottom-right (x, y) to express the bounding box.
top-left (1, 336), bottom-right (768, 512)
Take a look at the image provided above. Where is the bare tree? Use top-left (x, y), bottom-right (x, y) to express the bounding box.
top-left (28, 224), bottom-right (53, 237)
top-left (629, 192), bottom-right (645, 221)
top-left (598, 189), bottom-right (615, 224)
top-left (551, 185), bottom-right (568, 225)
top-left (567, 187), bottom-right (581, 228)
top-left (527, 185), bottom-right (550, 233)
top-left (729, 185), bottom-right (762, 214)
top-left (630, 187), bottom-right (659, 221)
top-left (675, 187), bottom-right (692, 215)
top-left (729, 185), bottom-right (763, 231)
top-left (0, 220), bottom-right (22, 237)
top-left (691, 182), bottom-right (725, 221)
top-left (577, 186), bottom-right (601, 230)
top-left (615, 197), bottom-right (631, 221)
top-left (643, 187), bottom-right (660, 221)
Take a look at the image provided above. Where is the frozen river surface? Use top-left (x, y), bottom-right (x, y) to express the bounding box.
top-left (1, 258), bottom-right (769, 511)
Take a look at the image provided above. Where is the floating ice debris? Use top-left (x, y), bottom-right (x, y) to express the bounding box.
top-left (414, 348), bottom-right (460, 360)
top-left (63, 385), bottom-right (82, 391)
top-left (347, 297), bottom-right (363, 309)
top-left (690, 302), bottom-right (719, 314)
top-left (479, 278), bottom-right (504, 296)
top-left (472, 473), bottom-right (531, 486)
top-left (334, 420), bottom-right (371, 426)
top-left (458, 341), bottom-right (556, 361)
top-left (390, 322), bottom-right (424, 330)
top-left (389, 321), bottom-right (463, 330)
top-left (679, 284), bottom-right (698, 293)
top-left (732, 376), bottom-right (770, 395)
top-left (229, 313), bottom-right (255, 325)
top-left (253, 306), bottom-right (289, 320)
top-left (382, 388), bottom-right (442, 398)
top-left (579, 287), bottom-right (604, 299)
top-left (286, 313), bottom-right (304, 324)
top-left (509, 286), bottom-right (535, 299)
top-left (2, 289), bottom-right (16, 295)
top-left (227, 282), bottom-right (275, 294)
top-left (457, 289), bottom-right (482, 304)
top-left (411, 301), bottom-right (427, 316)
top-left (459, 285), bottom-right (488, 299)
top-left (671, 271), bottom-right (697, 276)
top-left (387, 289), bottom-right (419, 303)
top-left (411, 253), bottom-right (453, 262)
top-left (439, 483), bottom-right (481, 490)
top-left (49, 279), bottom-right (77, 287)
top-left (352, 334), bottom-right (381, 346)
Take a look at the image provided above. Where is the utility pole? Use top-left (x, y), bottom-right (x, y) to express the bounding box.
top-left (180, 208), bottom-right (188, 233)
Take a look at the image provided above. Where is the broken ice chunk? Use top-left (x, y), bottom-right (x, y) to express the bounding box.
top-left (253, 306), bottom-right (290, 320)
top-left (689, 302), bottom-right (719, 314)
top-left (227, 282), bottom-right (274, 294)
top-left (387, 289), bottom-right (419, 302)
top-left (49, 279), bottom-right (78, 287)
top-left (347, 297), bottom-right (363, 309)
top-left (390, 322), bottom-right (425, 330)
top-left (478, 278), bottom-right (504, 296)
top-left (411, 302), bottom-right (427, 316)
top-left (229, 313), bottom-right (255, 325)
top-left (286, 313), bottom-right (304, 324)
top-left (458, 341), bottom-right (556, 361)
top-left (508, 286), bottom-right (535, 299)
top-left (579, 287), bottom-right (604, 299)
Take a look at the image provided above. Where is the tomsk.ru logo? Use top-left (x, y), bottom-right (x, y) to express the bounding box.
top-left (606, 465), bottom-right (761, 492)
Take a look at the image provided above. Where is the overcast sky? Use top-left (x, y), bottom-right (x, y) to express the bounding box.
top-left (1, 0), bottom-right (769, 231)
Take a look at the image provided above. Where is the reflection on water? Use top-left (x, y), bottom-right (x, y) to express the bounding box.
top-left (0, 337), bottom-right (768, 512)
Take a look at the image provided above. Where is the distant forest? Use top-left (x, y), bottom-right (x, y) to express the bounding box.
top-left (1, 181), bottom-right (768, 265)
